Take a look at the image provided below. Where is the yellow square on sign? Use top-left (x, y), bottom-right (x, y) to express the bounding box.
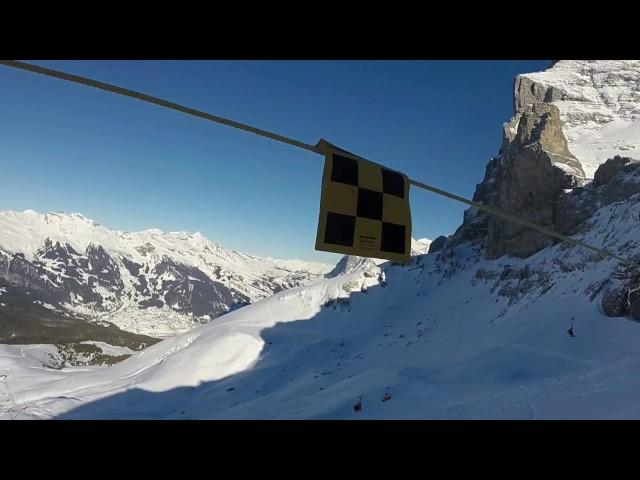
top-left (314, 139), bottom-right (412, 263)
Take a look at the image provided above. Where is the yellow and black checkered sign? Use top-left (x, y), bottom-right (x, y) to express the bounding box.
top-left (315, 140), bottom-right (412, 263)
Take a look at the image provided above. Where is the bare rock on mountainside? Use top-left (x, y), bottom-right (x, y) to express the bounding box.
top-left (444, 60), bottom-right (640, 322)
top-left (513, 76), bottom-right (566, 115)
top-left (555, 156), bottom-right (640, 236)
top-left (602, 287), bottom-right (631, 318)
top-left (593, 156), bottom-right (633, 187)
top-left (453, 60), bottom-right (640, 261)
top-left (454, 102), bottom-right (583, 258)
top-left (427, 235), bottom-right (448, 254)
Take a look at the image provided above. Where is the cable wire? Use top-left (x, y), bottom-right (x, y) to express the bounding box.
top-left (2, 59), bottom-right (637, 268)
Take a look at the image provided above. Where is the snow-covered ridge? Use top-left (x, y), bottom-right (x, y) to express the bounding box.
top-left (0, 209), bottom-right (329, 274)
top-left (411, 238), bottom-right (431, 255)
top-left (325, 238), bottom-right (431, 278)
top-left (520, 60), bottom-right (640, 178)
top-left (0, 209), bottom-right (332, 337)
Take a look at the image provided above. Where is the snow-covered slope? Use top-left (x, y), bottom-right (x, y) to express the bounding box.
top-left (0, 210), bottom-right (331, 337)
top-left (3, 188), bottom-right (640, 419)
top-left (325, 238), bottom-right (430, 278)
top-left (520, 60), bottom-right (640, 178)
top-left (325, 255), bottom-right (380, 278)
top-left (411, 238), bottom-right (431, 255)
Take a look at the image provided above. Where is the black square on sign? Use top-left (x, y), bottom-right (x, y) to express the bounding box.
top-left (357, 188), bottom-right (383, 220)
top-left (382, 169), bottom-right (405, 198)
top-left (324, 212), bottom-right (356, 247)
top-left (381, 222), bottom-right (406, 254)
top-left (331, 154), bottom-right (359, 186)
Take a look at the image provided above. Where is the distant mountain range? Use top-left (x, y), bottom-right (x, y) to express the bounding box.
top-left (0, 210), bottom-right (333, 339)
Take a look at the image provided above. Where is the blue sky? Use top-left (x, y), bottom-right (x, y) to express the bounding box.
top-left (0, 60), bottom-right (550, 262)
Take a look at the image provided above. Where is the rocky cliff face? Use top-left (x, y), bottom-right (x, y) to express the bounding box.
top-left (523, 60), bottom-right (640, 178)
top-left (453, 61), bottom-right (640, 261)
top-left (488, 103), bottom-right (584, 259)
top-left (447, 60), bottom-right (640, 321)
top-left (453, 98), bottom-right (584, 258)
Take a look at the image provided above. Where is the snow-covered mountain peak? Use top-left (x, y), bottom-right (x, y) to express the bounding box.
top-left (0, 209), bottom-right (333, 336)
top-left (518, 60), bottom-right (640, 178)
top-left (411, 237), bottom-right (432, 255)
top-left (0, 210), bottom-right (324, 270)
top-left (44, 211), bottom-right (94, 223)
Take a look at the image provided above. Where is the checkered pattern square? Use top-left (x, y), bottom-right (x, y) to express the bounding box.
top-left (316, 145), bottom-right (412, 262)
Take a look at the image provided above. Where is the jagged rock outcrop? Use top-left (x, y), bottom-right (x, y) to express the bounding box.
top-left (452, 61), bottom-right (640, 263)
top-left (602, 275), bottom-right (640, 322)
top-left (427, 235), bottom-right (448, 254)
top-left (602, 288), bottom-right (629, 318)
top-left (556, 156), bottom-right (640, 236)
top-left (453, 89), bottom-right (584, 258)
top-left (450, 60), bottom-right (640, 322)
top-left (513, 75), bottom-right (566, 114)
top-left (593, 156), bottom-right (633, 187)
